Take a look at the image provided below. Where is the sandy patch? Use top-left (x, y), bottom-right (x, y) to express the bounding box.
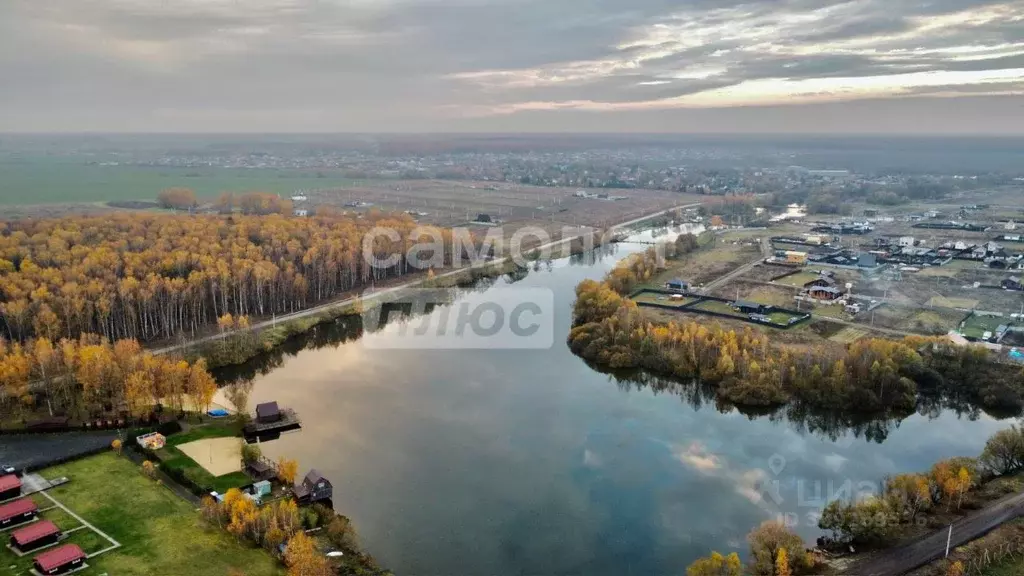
top-left (176, 438), bottom-right (242, 477)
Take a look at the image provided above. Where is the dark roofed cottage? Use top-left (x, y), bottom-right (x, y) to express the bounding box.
top-left (293, 469), bottom-right (333, 504)
top-left (255, 402), bottom-right (281, 424)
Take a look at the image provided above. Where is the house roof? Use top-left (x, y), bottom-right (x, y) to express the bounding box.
top-left (809, 286), bottom-right (843, 295)
top-left (12, 520), bottom-right (60, 546)
top-left (255, 402), bottom-right (279, 418)
top-left (34, 544), bottom-right (85, 572)
top-left (293, 483), bottom-right (311, 498)
top-left (1008, 276), bottom-right (1021, 283)
top-left (0, 474), bottom-right (20, 493)
top-left (304, 469), bottom-right (327, 486)
top-left (246, 460), bottom-right (273, 473)
top-left (667, 278), bottom-right (687, 286)
top-left (0, 498), bottom-right (36, 521)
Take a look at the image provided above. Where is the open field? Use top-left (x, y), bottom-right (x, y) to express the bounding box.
top-left (0, 158), bottom-right (366, 205)
top-left (774, 271), bottom-right (822, 288)
top-left (960, 313), bottom-right (1008, 340)
top-left (154, 422), bottom-right (251, 493)
top-left (692, 299), bottom-right (744, 317)
top-left (652, 237), bottom-right (762, 287)
top-left (0, 452), bottom-right (283, 576)
top-left (927, 295), bottom-right (980, 309)
top-left (176, 437), bottom-right (242, 477)
top-left (631, 291), bottom-right (695, 307)
top-left (830, 326), bottom-right (871, 343)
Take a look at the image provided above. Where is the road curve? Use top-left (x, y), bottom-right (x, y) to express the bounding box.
top-left (845, 489), bottom-right (1024, 576)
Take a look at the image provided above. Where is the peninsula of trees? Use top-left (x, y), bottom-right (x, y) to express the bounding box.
top-left (570, 240), bottom-right (1024, 416)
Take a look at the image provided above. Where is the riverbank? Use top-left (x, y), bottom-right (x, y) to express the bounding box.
top-left (569, 238), bottom-right (1024, 418)
top-left (167, 206), bottom-right (692, 370)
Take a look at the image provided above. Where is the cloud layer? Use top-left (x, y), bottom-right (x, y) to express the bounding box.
top-left (1, 0), bottom-right (1022, 132)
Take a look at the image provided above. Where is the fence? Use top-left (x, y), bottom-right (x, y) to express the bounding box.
top-left (628, 289), bottom-right (812, 330)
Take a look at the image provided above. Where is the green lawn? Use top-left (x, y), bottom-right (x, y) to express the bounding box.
top-left (0, 452), bottom-right (284, 576)
top-left (693, 299), bottom-right (746, 317)
top-left (156, 421), bottom-right (252, 493)
top-left (632, 291), bottom-right (694, 308)
top-left (0, 157), bottom-right (364, 205)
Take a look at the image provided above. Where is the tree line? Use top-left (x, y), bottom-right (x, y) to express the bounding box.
top-left (570, 245), bottom-right (1024, 416)
top-left (687, 520), bottom-right (820, 576)
top-left (0, 334), bottom-right (216, 422)
top-left (0, 211), bottom-right (464, 343)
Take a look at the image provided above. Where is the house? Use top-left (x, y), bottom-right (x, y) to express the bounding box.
top-left (857, 253), bottom-right (878, 268)
top-left (0, 498), bottom-right (37, 529)
top-left (954, 241), bottom-right (970, 251)
top-left (0, 474), bottom-right (20, 501)
top-left (785, 251), bottom-right (807, 265)
top-left (293, 469), bottom-right (333, 504)
top-left (1004, 276), bottom-right (1023, 291)
top-left (293, 208), bottom-right (309, 217)
top-left (245, 459), bottom-right (277, 482)
top-left (803, 275), bottom-right (837, 289)
top-left (665, 279), bottom-right (689, 293)
top-left (807, 286), bottom-right (843, 301)
top-left (845, 302), bottom-right (862, 314)
top-left (898, 236), bottom-right (915, 247)
top-left (10, 520), bottom-right (61, 553)
top-left (255, 402), bottom-right (281, 424)
top-left (33, 544), bottom-right (86, 575)
top-left (732, 300), bottom-right (770, 314)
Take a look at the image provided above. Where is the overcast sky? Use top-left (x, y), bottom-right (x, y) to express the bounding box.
top-left (1, 0), bottom-right (1022, 133)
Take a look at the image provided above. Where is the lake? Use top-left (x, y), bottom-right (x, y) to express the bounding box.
top-left (216, 228), bottom-right (1012, 576)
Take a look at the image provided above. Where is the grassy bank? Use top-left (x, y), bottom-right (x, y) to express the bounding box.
top-left (153, 420), bottom-right (251, 493)
top-left (0, 452), bottom-right (283, 576)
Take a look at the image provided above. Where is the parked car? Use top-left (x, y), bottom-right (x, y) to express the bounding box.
top-left (1, 465), bottom-right (17, 476)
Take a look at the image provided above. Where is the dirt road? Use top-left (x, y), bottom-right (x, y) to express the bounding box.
top-left (845, 489), bottom-right (1024, 575)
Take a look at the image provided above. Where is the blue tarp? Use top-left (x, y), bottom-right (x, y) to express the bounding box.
top-left (208, 408), bottom-right (230, 417)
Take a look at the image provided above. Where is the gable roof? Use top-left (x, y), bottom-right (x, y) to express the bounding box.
top-left (0, 474), bottom-right (20, 493)
top-left (12, 520), bottom-right (60, 546)
top-left (0, 498), bottom-right (36, 521)
top-left (809, 286), bottom-right (842, 295)
top-left (34, 544), bottom-right (85, 572)
top-left (304, 469), bottom-right (327, 486)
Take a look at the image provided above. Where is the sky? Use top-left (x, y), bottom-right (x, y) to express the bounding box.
top-left (1, 0), bottom-right (1023, 134)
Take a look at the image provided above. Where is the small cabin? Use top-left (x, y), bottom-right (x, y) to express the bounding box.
top-left (255, 402), bottom-right (282, 424)
top-left (293, 469), bottom-right (333, 504)
top-left (1003, 276), bottom-right (1022, 291)
top-left (11, 520), bottom-right (62, 553)
top-left (33, 544), bottom-right (86, 575)
top-left (733, 300), bottom-right (770, 314)
top-left (245, 460), bottom-right (277, 482)
top-left (665, 279), bottom-right (689, 293)
top-left (0, 498), bottom-right (37, 529)
top-left (807, 286), bottom-right (843, 301)
top-left (803, 275), bottom-right (837, 289)
top-left (0, 474), bottom-right (21, 501)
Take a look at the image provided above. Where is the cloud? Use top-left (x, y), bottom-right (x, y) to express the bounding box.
top-left (0, 0), bottom-right (1022, 131)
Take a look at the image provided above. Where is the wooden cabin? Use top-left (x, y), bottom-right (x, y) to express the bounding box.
top-left (255, 402), bottom-right (282, 424)
top-left (0, 474), bottom-right (21, 501)
top-left (293, 469), bottom-right (333, 504)
top-left (0, 498), bottom-right (37, 529)
top-left (34, 544), bottom-right (86, 575)
top-left (10, 520), bottom-right (61, 553)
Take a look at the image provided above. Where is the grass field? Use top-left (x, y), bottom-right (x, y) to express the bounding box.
top-left (693, 299), bottom-right (745, 317)
top-left (0, 453), bottom-right (283, 576)
top-left (960, 313), bottom-right (1008, 340)
top-left (830, 326), bottom-right (871, 343)
top-left (0, 157), bottom-right (363, 205)
top-left (775, 271), bottom-right (822, 288)
top-left (927, 295), bottom-right (980, 309)
top-left (632, 291), bottom-right (695, 307)
top-left (156, 422), bottom-right (251, 493)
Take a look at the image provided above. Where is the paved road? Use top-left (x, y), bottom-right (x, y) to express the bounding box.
top-left (845, 490), bottom-right (1024, 575)
top-left (151, 204), bottom-right (701, 357)
top-left (0, 432), bottom-right (118, 471)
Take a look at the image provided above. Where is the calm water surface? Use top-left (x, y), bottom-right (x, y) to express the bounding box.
top-left (218, 230), bottom-right (1013, 576)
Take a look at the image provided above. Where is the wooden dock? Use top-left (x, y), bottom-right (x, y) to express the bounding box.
top-left (244, 408), bottom-right (301, 435)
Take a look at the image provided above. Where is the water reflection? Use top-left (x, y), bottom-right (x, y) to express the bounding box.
top-left (211, 236), bottom-right (1015, 576)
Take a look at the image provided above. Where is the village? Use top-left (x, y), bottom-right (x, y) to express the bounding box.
top-left (627, 200), bottom-right (1024, 360)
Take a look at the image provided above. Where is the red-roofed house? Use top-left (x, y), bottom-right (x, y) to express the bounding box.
top-left (0, 498), bottom-right (37, 529)
top-left (10, 519), bottom-right (61, 552)
top-left (0, 474), bottom-right (21, 501)
top-left (33, 544), bottom-right (86, 575)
